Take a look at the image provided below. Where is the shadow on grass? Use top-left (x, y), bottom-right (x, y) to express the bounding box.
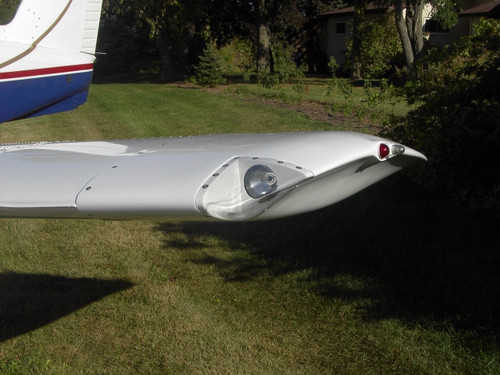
top-left (0, 273), bottom-right (133, 342)
top-left (156, 175), bottom-right (499, 339)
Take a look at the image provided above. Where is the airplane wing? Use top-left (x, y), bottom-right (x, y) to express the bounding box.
top-left (0, 132), bottom-right (426, 220)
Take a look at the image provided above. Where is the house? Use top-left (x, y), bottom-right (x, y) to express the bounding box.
top-left (429, 0), bottom-right (500, 46)
top-left (318, 2), bottom-right (421, 67)
top-left (319, 0), bottom-right (500, 67)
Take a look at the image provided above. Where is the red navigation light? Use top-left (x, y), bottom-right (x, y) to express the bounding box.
top-left (379, 143), bottom-right (390, 159)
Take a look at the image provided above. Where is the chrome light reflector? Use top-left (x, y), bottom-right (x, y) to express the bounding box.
top-left (391, 144), bottom-right (405, 155)
top-left (244, 165), bottom-right (278, 198)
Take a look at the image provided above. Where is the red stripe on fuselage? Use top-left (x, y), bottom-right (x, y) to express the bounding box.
top-left (0, 64), bottom-right (94, 80)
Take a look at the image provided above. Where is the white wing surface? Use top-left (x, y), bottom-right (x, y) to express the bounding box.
top-left (0, 132), bottom-right (426, 221)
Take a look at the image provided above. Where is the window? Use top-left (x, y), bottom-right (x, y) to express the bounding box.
top-left (424, 18), bottom-right (450, 33)
top-left (336, 22), bottom-right (346, 35)
top-left (0, 0), bottom-right (22, 25)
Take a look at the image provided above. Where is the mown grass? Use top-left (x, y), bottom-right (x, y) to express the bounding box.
top-left (0, 83), bottom-right (333, 144)
top-left (223, 76), bottom-right (411, 122)
top-left (0, 81), bottom-right (498, 374)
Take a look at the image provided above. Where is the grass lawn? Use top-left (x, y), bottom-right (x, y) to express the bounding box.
top-left (226, 76), bottom-right (410, 120)
top-left (0, 82), bottom-right (498, 374)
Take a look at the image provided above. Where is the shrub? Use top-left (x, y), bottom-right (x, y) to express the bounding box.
top-left (383, 19), bottom-right (500, 210)
top-left (258, 45), bottom-right (306, 89)
top-left (217, 38), bottom-right (255, 77)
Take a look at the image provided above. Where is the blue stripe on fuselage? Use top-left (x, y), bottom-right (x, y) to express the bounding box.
top-left (0, 70), bottom-right (93, 123)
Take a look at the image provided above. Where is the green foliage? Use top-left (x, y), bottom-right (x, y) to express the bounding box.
top-left (327, 56), bottom-right (340, 77)
top-left (322, 59), bottom-right (401, 124)
top-left (216, 38), bottom-right (255, 77)
top-left (257, 71), bottom-right (280, 89)
top-left (362, 79), bottom-right (390, 107)
top-left (384, 19), bottom-right (500, 210)
top-left (345, 12), bottom-right (403, 78)
top-left (273, 45), bottom-right (306, 83)
top-left (257, 45), bottom-right (306, 89)
top-left (95, 13), bottom-right (160, 76)
top-left (429, 0), bottom-right (462, 30)
top-left (195, 43), bottom-right (226, 87)
top-left (0, 0), bottom-right (21, 24)
top-left (335, 78), bottom-right (353, 100)
top-left (104, 0), bottom-right (206, 80)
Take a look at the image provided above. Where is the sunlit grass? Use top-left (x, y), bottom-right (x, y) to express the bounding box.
top-left (0, 83), bottom-right (498, 374)
top-left (0, 83), bottom-right (339, 144)
top-left (224, 76), bottom-right (411, 121)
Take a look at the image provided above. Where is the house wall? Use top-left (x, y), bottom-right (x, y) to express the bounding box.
top-left (324, 15), bottom-right (352, 67)
top-left (427, 16), bottom-right (471, 46)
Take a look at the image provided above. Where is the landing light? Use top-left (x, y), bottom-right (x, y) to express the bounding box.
top-left (196, 157), bottom-right (313, 220)
top-left (392, 144), bottom-right (405, 155)
top-left (244, 165), bottom-right (278, 198)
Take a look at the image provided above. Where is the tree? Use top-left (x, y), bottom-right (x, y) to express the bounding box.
top-left (392, 0), bottom-right (460, 70)
top-left (103, 0), bottom-right (206, 81)
top-left (101, 0), bottom-right (341, 78)
top-left (207, 0), bottom-right (337, 74)
top-left (393, 0), bottom-right (424, 69)
top-left (345, 11), bottom-right (402, 78)
top-left (194, 43), bottom-right (226, 87)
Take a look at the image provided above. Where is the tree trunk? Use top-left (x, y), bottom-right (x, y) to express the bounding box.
top-left (257, 0), bottom-right (271, 73)
top-left (351, 0), bottom-right (367, 80)
top-left (410, 0), bottom-right (425, 60)
top-left (394, 0), bottom-right (414, 69)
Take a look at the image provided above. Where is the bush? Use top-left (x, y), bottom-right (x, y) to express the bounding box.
top-left (383, 19), bottom-right (500, 210)
top-left (217, 38), bottom-right (255, 77)
top-left (257, 45), bottom-right (306, 89)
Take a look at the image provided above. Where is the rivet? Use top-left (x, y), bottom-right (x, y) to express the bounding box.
top-left (202, 184), bottom-right (209, 189)
top-left (86, 186), bottom-right (92, 191)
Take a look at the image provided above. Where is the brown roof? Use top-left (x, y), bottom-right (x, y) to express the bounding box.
top-left (460, 0), bottom-right (500, 16)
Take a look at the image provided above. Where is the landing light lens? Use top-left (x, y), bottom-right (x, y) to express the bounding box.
top-left (379, 143), bottom-right (390, 159)
top-left (392, 144), bottom-right (405, 155)
top-left (244, 165), bottom-right (278, 198)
